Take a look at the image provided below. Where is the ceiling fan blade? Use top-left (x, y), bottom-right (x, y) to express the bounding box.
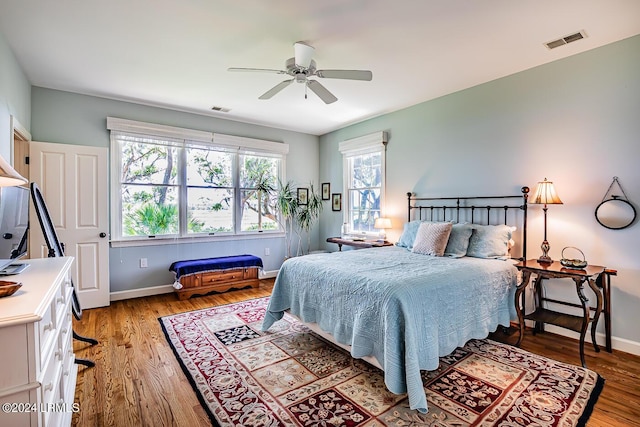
top-left (307, 80), bottom-right (338, 104)
top-left (228, 67), bottom-right (286, 74)
top-left (258, 79), bottom-right (293, 100)
top-left (315, 69), bottom-right (373, 81)
top-left (294, 42), bottom-right (315, 68)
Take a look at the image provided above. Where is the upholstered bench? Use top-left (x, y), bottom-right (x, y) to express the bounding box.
top-left (169, 255), bottom-right (263, 300)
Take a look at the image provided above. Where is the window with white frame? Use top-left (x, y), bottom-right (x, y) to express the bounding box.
top-left (108, 118), bottom-right (288, 244)
top-left (339, 132), bottom-right (387, 236)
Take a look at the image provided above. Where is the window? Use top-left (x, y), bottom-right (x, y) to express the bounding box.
top-left (339, 132), bottom-right (387, 236)
top-left (108, 118), bottom-right (288, 244)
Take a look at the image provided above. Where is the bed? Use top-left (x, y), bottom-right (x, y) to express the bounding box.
top-left (261, 188), bottom-right (530, 413)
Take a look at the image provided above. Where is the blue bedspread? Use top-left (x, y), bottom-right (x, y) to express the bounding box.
top-left (169, 254), bottom-right (263, 280)
top-left (261, 246), bottom-right (518, 413)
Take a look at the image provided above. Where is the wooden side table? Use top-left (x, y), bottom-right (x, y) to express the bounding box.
top-left (326, 237), bottom-right (393, 251)
top-left (514, 259), bottom-right (609, 368)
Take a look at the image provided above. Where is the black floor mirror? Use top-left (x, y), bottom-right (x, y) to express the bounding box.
top-left (30, 182), bottom-right (98, 367)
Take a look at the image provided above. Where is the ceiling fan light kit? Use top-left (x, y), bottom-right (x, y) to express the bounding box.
top-left (229, 41), bottom-right (372, 104)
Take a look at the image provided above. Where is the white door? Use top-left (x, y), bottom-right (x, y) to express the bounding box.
top-left (29, 142), bottom-right (110, 309)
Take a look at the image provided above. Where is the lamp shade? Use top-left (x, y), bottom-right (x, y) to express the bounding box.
top-left (374, 217), bottom-right (392, 229)
top-left (531, 178), bottom-right (563, 205)
top-left (0, 154), bottom-right (27, 187)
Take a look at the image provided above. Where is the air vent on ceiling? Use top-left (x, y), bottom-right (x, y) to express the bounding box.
top-left (545, 30), bottom-right (587, 50)
top-left (211, 106), bottom-right (231, 113)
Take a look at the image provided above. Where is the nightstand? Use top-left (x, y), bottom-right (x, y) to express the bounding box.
top-left (326, 237), bottom-right (393, 251)
top-left (514, 259), bottom-right (612, 368)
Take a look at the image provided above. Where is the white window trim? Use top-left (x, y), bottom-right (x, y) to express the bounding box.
top-left (339, 131), bottom-right (388, 236)
top-left (108, 117), bottom-right (289, 246)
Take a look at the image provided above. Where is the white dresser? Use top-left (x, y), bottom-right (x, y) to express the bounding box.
top-left (0, 257), bottom-right (77, 427)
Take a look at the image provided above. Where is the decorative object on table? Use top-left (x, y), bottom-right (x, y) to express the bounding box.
top-left (531, 178), bottom-right (563, 264)
top-left (374, 217), bottom-right (392, 241)
top-left (297, 187), bottom-right (308, 205)
top-left (321, 182), bottom-right (330, 200)
top-left (595, 176), bottom-right (637, 230)
top-left (332, 193), bottom-right (342, 211)
top-left (0, 280), bottom-right (22, 298)
top-left (160, 297), bottom-right (604, 427)
top-left (560, 246), bottom-right (588, 269)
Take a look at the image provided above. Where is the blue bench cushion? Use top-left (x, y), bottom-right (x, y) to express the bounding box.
top-left (170, 254), bottom-right (263, 280)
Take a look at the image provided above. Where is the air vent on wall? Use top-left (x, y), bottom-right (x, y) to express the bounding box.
top-left (545, 30), bottom-right (587, 50)
top-left (211, 106), bottom-right (231, 113)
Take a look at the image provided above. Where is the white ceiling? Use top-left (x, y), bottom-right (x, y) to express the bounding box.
top-left (1, 1), bottom-right (640, 135)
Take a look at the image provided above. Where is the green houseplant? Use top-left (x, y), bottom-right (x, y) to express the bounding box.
top-left (276, 180), bottom-right (323, 258)
top-left (296, 183), bottom-right (323, 255)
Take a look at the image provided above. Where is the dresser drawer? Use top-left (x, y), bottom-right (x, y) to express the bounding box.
top-left (37, 299), bottom-right (59, 372)
top-left (59, 341), bottom-right (76, 406)
top-left (39, 346), bottom-right (63, 424)
top-left (200, 269), bottom-right (244, 284)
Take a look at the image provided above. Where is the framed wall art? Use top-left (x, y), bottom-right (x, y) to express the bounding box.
top-left (297, 187), bottom-right (308, 205)
top-left (332, 193), bottom-right (342, 211)
top-left (321, 183), bottom-right (330, 200)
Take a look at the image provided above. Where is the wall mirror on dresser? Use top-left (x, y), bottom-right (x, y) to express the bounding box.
top-left (595, 177), bottom-right (637, 230)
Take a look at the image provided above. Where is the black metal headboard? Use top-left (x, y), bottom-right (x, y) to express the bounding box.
top-left (407, 187), bottom-right (530, 260)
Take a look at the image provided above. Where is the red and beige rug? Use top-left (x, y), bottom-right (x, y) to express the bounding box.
top-left (159, 297), bottom-right (603, 426)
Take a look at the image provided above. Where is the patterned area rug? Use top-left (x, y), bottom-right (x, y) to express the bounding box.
top-left (159, 297), bottom-right (604, 426)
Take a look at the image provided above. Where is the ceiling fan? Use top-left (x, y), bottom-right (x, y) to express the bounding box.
top-left (228, 41), bottom-right (372, 104)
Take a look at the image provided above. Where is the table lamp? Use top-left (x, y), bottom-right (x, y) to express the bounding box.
top-left (374, 217), bottom-right (392, 242)
top-left (531, 178), bottom-right (563, 264)
top-left (0, 154), bottom-right (27, 187)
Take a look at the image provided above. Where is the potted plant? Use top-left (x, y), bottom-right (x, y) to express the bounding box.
top-left (276, 179), bottom-right (300, 259)
top-left (275, 180), bottom-right (323, 257)
top-left (297, 183), bottom-right (323, 255)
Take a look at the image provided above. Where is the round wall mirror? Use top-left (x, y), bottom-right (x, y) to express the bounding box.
top-left (595, 197), bottom-right (637, 229)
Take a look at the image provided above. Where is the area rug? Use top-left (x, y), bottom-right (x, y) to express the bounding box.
top-left (159, 297), bottom-right (604, 426)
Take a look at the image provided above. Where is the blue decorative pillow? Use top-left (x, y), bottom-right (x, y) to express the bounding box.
top-left (395, 220), bottom-right (426, 249)
top-left (444, 223), bottom-right (474, 258)
top-left (466, 224), bottom-right (515, 259)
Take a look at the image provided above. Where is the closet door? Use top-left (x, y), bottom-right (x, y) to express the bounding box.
top-left (29, 141), bottom-right (110, 309)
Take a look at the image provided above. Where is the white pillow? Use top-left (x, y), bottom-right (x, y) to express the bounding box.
top-left (412, 222), bottom-right (453, 256)
top-left (466, 224), bottom-right (516, 259)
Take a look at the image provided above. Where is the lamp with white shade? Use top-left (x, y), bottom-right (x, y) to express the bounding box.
top-left (530, 178), bottom-right (563, 264)
top-left (0, 154), bottom-right (27, 187)
top-left (374, 217), bottom-right (392, 242)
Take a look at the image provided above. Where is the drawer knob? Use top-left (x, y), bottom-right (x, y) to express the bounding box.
top-left (45, 382), bottom-right (53, 392)
top-left (43, 322), bottom-right (54, 331)
top-left (55, 349), bottom-right (63, 360)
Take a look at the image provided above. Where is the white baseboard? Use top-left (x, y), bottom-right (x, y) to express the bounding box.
top-left (110, 284), bottom-right (175, 301)
top-left (542, 324), bottom-right (640, 356)
top-left (109, 269), bottom-right (279, 302)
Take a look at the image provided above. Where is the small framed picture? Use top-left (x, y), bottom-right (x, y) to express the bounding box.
top-left (332, 193), bottom-right (342, 211)
top-left (321, 183), bottom-right (330, 200)
top-left (297, 187), bottom-right (308, 205)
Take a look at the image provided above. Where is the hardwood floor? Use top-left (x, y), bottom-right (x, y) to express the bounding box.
top-left (72, 280), bottom-right (640, 426)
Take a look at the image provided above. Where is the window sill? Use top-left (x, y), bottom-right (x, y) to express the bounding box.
top-left (110, 231), bottom-right (285, 248)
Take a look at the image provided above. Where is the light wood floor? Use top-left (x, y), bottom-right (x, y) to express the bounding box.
top-left (71, 279), bottom-right (640, 426)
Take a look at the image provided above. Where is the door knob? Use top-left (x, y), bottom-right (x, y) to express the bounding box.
top-left (99, 232), bottom-right (107, 238)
